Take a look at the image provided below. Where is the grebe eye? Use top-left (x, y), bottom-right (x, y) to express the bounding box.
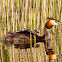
top-left (55, 21), bottom-right (58, 23)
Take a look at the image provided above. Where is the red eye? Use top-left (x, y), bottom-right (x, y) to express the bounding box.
top-left (55, 21), bottom-right (58, 23)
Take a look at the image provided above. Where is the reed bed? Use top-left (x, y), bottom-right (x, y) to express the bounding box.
top-left (0, 0), bottom-right (62, 62)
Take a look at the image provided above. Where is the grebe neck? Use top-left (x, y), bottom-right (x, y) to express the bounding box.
top-left (44, 27), bottom-right (51, 49)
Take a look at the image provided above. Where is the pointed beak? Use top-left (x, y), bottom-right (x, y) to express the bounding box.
top-left (57, 22), bottom-right (62, 25)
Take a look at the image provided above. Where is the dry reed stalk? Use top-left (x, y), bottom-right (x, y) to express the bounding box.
top-left (28, 0), bottom-right (32, 30)
top-left (2, 0), bottom-right (6, 35)
top-left (42, 0), bottom-right (47, 20)
top-left (30, 33), bottom-right (34, 62)
top-left (38, 43), bottom-right (42, 62)
top-left (38, 0), bottom-right (42, 35)
top-left (36, 0), bottom-right (38, 30)
top-left (26, 49), bottom-right (30, 62)
top-left (32, 48), bottom-right (36, 62)
top-left (1, 45), bottom-right (3, 62)
top-left (22, 0), bottom-right (25, 29)
top-left (40, 43), bottom-right (45, 62)
top-left (20, 0), bottom-right (24, 29)
top-left (12, 44), bottom-right (15, 62)
top-left (61, 13), bottom-right (62, 55)
top-left (0, 1), bottom-right (1, 15)
top-left (8, 46), bottom-right (12, 62)
top-left (11, 0), bottom-right (14, 32)
top-left (14, 49), bottom-right (17, 62)
top-left (37, 12), bottom-right (40, 34)
top-left (15, 48), bottom-right (21, 62)
top-left (49, 0), bottom-right (53, 17)
top-left (25, 0), bottom-right (28, 28)
top-left (18, 48), bottom-right (20, 62)
top-left (20, 50), bottom-right (22, 62)
top-left (36, 44), bottom-right (41, 62)
top-left (61, 12), bottom-right (62, 62)
top-left (40, 13), bottom-right (44, 36)
top-left (6, 0), bottom-right (11, 32)
top-left (23, 50), bottom-right (28, 62)
top-left (58, 1), bottom-right (62, 61)
top-left (33, 13), bottom-right (36, 30)
top-left (20, 49), bottom-right (25, 62)
top-left (15, 12), bottom-right (17, 31)
top-left (21, 11), bottom-right (25, 29)
top-left (31, 10), bottom-right (32, 30)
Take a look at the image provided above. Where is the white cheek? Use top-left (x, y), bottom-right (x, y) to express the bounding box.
top-left (51, 20), bottom-right (58, 25)
top-left (55, 23), bottom-right (58, 25)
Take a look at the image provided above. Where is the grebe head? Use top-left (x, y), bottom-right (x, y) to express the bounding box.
top-left (45, 17), bottom-right (62, 29)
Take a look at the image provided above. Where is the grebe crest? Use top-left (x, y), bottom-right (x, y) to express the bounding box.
top-left (45, 17), bottom-right (62, 29)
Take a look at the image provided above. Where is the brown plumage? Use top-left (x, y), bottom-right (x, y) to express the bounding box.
top-left (5, 30), bottom-right (45, 49)
top-left (5, 17), bottom-right (62, 53)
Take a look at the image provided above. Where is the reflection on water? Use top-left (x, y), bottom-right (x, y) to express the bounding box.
top-left (5, 41), bottom-right (40, 49)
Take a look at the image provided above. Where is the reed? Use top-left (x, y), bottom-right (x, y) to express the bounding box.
top-left (0, 0), bottom-right (62, 62)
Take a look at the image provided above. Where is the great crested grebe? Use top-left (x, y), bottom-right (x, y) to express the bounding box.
top-left (5, 17), bottom-right (62, 51)
top-left (47, 49), bottom-right (62, 60)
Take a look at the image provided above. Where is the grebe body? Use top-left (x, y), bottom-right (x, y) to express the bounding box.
top-left (5, 30), bottom-right (45, 48)
top-left (5, 17), bottom-right (62, 50)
